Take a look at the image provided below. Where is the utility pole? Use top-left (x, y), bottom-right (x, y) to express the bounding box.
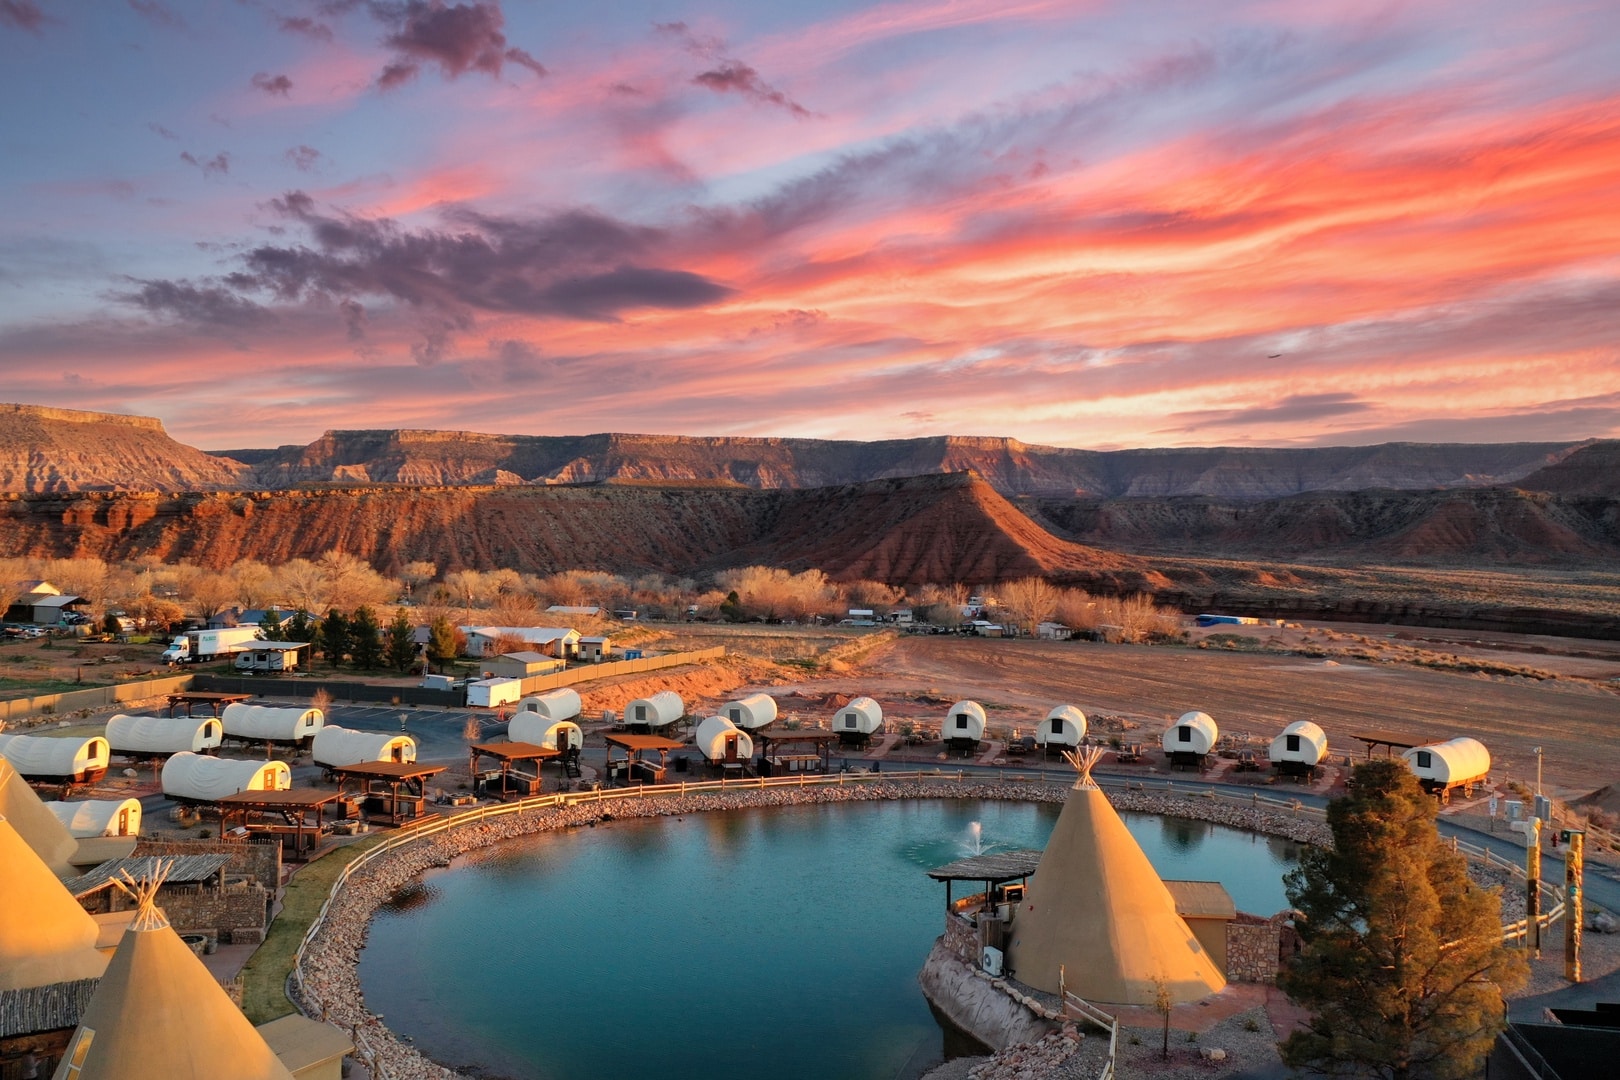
top-left (1535, 746), bottom-right (1543, 798)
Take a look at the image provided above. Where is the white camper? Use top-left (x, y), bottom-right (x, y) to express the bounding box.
top-left (312, 726), bottom-right (416, 768)
top-left (105, 713), bottom-right (223, 757)
top-left (510, 713), bottom-right (583, 752)
top-left (625, 690), bottom-right (684, 730)
top-left (0, 733), bottom-right (110, 784)
top-left (1162, 711), bottom-right (1218, 767)
top-left (944, 700), bottom-right (987, 750)
top-left (220, 702), bottom-right (324, 746)
top-left (834, 697), bottom-right (884, 746)
top-left (695, 715), bottom-right (754, 765)
top-left (723, 693), bottom-right (778, 731)
top-left (1403, 737), bottom-right (1491, 800)
top-left (162, 752), bottom-right (290, 802)
top-left (1036, 705), bottom-right (1087, 752)
top-left (467, 677), bottom-right (523, 709)
top-left (514, 688), bottom-right (582, 722)
top-left (46, 798), bottom-right (142, 838)
top-left (1269, 721), bottom-right (1329, 777)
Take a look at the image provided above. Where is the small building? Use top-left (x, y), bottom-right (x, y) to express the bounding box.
top-left (1162, 711), bottom-right (1218, 770)
top-left (1035, 705), bottom-right (1086, 754)
top-left (460, 626), bottom-right (580, 659)
top-left (1037, 622), bottom-right (1073, 641)
top-left (0, 734), bottom-right (110, 785)
top-left (1269, 721), bottom-right (1329, 779)
top-left (833, 696), bottom-right (883, 747)
top-left (723, 693), bottom-right (778, 731)
top-left (1403, 737), bottom-right (1491, 801)
top-left (515, 688), bottom-right (581, 721)
top-left (162, 753), bottom-right (290, 803)
top-left (484, 651), bottom-right (563, 680)
top-left (545, 605), bottom-right (600, 617)
top-left (1162, 879), bottom-right (1238, 975)
top-left (467, 677), bottom-right (523, 709)
top-left (257, 1014), bottom-right (356, 1080)
top-left (106, 713), bottom-right (223, 758)
top-left (624, 690), bottom-right (684, 731)
top-left (5, 586), bottom-right (86, 626)
top-left (312, 726), bottom-right (416, 769)
top-left (578, 635), bottom-right (611, 662)
top-left (968, 620), bottom-right (1003, 638)
top-left (694, 716), bottom-right (753, 772)
top-left (220, 702), bottom-right (324, 748)
top-left (45, 798), bottom-right (142, 838)
top-left (890, 609), bottom-right (914, 625)
top-left (943, 700), bottom-right (986, 755)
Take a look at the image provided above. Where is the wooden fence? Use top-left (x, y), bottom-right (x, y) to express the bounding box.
top-left (517, 646), bottom-right (725, 696)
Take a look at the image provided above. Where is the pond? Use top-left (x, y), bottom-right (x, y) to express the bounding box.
top-left (359, 799), bottom-right (1301, 1080)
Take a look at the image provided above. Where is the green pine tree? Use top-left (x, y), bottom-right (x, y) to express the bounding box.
top-left (426, 614), bottom-right (461, 673)
top-left (320, 609), bottom-right (351, 668)
top-left (350, 606), bottom-right (384, 670)
top-left (286, 609), bottom-right (314, 645)
top-left (386, 610), bottom-right (419, 673)
top-left (1280, 759), bottom-right (1528, 1080)
top-left (257, 607), bottom-right (284, 639)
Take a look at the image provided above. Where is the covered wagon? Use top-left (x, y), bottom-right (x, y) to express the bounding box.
top-left (1162, 711), bottom-right (1218, 770)
top-left (944, 700), bottom-right (986, 755)
top-left (1035, 705), bottom-right (1087, 754)
top-left (313, 726), bottom-right (417, 769)
top-left (694, 715), bottom-right (753, 768)
top-left (46, 798), bottom-right (142, 837)
top-left (723, 693), bottom-right (778, 731)
top-left (833, 697), bottom-right (883, 747)
top-left (515, 688), bottom-right (581, 722)
top-left (1403, 737), bottom-right (1490, 801)
top-left (220, 702), bottom-right (324, 748)
top-left (510, 713), bottom-right (583, 753)
top-left (0, 733), bottom-right (110, 784)
top-left (625, 690), bottom-right (684, 731)
top-left (1269, 721), bottom-right (1329, 779)
top-left (162, 752), bottom-right (290, 803)
top-left (105, 713), bottom-right (223, 758)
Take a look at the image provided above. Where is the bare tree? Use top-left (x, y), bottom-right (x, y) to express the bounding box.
top-left (275, 559), bottom-right (330, 614)
top-left (399, 560), bottom-right (438, 598)
top-left (185, 571), bottom-right (241, 621)
top-left (231, 560), bottom-right (277, 609)
top-left (997, 577), bottom-right (1059, 636)
top-left (443, 569), bottom-right (487, 613)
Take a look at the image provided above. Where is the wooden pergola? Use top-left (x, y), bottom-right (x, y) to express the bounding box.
top-left (216, 788), bottom-right (345, 861)
top-left (329, 761), bottom-right (447, 825)
top-left (1351, 731), bottom-right (1419, 759)
top-left (469, 741), bottom-right (560, 800)
top-left (927, 849), bottom-right (1042, 913)
top-left (757, 729), bottom-right (839, 775)
top-left (603, 733), bottom-right (684, 786)
top-left (166, 691), bottom-right (252, 717)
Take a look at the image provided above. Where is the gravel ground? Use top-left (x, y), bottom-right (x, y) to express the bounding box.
top-left (1113, 1009), bottom-right (1279, 1080)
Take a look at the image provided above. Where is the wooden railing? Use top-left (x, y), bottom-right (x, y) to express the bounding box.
top-left (1062, 991), bottom-right (1119, 1080)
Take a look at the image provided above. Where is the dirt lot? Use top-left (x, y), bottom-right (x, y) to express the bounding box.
top-left (648, 626), bottom-right (1620, 800)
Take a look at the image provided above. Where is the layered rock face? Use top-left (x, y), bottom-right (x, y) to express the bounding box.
top-left (0, 404), bottom-right (247, 492)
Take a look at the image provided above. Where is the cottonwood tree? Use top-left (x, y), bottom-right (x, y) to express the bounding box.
top-left (184, 570), bottom-right (240, 623)
top-left (232, 560), bottom-right (277, 609)
top-left (443, 569), bottom-right (487, 612)
top-left (1280, 759), bottom-right (1528, 1079)
top-left (276, 559), bottom-right (330, 614)
top-left (399, 561), bottom-right (438, 598)
top-left (997, 577), bottom-right (1059, 635)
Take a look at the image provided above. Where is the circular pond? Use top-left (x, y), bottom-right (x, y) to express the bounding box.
top-left (359, 799), bottom-right (1300, 1080)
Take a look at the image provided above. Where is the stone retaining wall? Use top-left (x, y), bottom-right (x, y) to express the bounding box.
top-left (294, 781), bottom-right (1331, 1079)
top-left (1226, 913), bottom-right (1285, 984)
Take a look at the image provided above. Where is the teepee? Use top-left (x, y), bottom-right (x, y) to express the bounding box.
top-left (1005, 748), bottom-right (1225, 1004)
top-left (1, 757), bottom-right (81, 876)
top-left (52, 867), bottom-right (296, 1080)
top-left (0, 814), bottom-right (108, 993)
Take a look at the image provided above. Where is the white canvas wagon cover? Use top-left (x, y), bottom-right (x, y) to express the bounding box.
top-left (1162, 711), bottom-right (1218, 756)
top-left (46, 798), bottom-right (142, 838)
top-left (106, 713), bottom-right (223, 755)
top-left (163, 752), bottom-right (290, 801)
top-left (944, 700), bottom-right (986, 742)
top-left (221, 702), bottom-right (324, 742)
top-left (1269, 721), bottom-right (1329, 766)
top-left (0, 733), bottom-right (109, 779)
top-left (509, 714), bottom-right (583, 751)
top-left (312, 726), bottom-right (417, 768)
top-left (695, 716), bottom-right (754, 762)
top-left (834, 696), bottom-right (883, 735)
top-left (1403, 737), bottom-right (1491, 784)
top-left (625, 690), bottom-right (684, 728)
top-left (515, 688), bottom-right (582, 721)
top-left (723, 693), bottom-right (778, 730)
top-left (1036, 705), bottom-right (1087, 748)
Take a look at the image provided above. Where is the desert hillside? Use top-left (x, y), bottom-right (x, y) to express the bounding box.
top-left (0, 404), bottom-right (247, 492)
top-left (1512, 440), bottom-right (1620, 496)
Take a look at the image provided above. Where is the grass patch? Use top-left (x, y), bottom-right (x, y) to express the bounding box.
top-left (240, 833), bottom-right (390, 1024)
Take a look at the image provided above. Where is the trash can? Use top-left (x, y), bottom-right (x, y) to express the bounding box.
top-left (674, 755), bottom-right (689, 773)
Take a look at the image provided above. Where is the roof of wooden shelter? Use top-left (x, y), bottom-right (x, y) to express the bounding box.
top-left (470, 741), bottom-right (561, 762)
top-left (603, 733), bottom-right (684, 752)
top-left (327, 761), bottom-right (447, 780)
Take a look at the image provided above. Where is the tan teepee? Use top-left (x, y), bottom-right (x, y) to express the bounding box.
top-left (52, 869), bottom-right (296, 1080)
top-left (0, 814), bottom-right (108, 992)
top-left (0, 757), bottom-right (79, 876)
top-left (1005, 749), bottom-right (1226, 1004)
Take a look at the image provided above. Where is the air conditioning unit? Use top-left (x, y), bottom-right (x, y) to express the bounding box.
top-left (981, 946), bottom-right (1004, 977)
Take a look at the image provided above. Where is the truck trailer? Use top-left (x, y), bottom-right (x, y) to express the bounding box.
top-left (161, 626), bottom-right (262, 664)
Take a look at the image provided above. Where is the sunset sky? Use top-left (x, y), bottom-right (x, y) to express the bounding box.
top-left (2, 0), bottom-right (1617, 450)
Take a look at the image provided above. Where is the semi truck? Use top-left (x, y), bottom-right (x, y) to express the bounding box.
top-left (162, 627), bottom-right (262, 664)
